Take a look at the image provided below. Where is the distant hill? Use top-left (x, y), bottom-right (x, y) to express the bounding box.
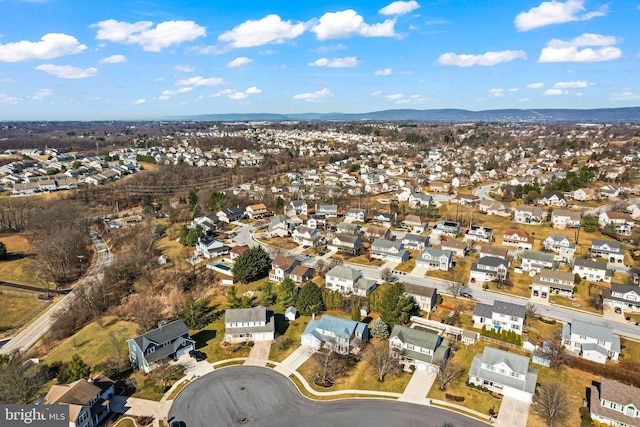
top-left (174, 107), bottom-right (640, 123)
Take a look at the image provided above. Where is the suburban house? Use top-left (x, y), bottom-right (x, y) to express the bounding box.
top-left (479, 200), bottom-right (510, 216)
top-left (403, 214), bottom-right (428, 233)
top-left (268, 215), bottom-right (289, 237)
top-left (416, 248), bottom-right (453, 271)
top-left (472, 301), bottom-right (526, 334)
top-left (513, 205), bottom-right (543, 223)
top-left (230, 245), bottom-right (249, 261)
top-left (285, 200), bottom-right (308, 217)
top-left (401, 233), bottom-right (430, 251)
top-left (336, 222), bottom-right (361, 235)
top-left (372, 211), bottom-right (395, 228)
top-left (464, 225), bottom-right (494, 243)
top-left (470, 256), bottom-right (509, 284)
top-left (245, 203), bottom-right (268, 219)
top-left (432, 220), bottom-right (461, 237)
top-left (217, 206), bottom-right (243, 223)
top-left (551, 209), bottom-right (581, 229)
top-left (429, 181), bottom-right (450, 193)
top-left (532, 269), bottom-right (575, 299)
top-left (590, 239), bottom-right (625, 264)
top-left (599, 184), bottom-right (621, 200)
top-left (301, 314), bottom-right (369, 355)
top-left (403, 283), bottom-right (437, 311)
top-left (453, 193), bottom-right (480, 206)
top-left (195, 236), bottom-right (230, 259)
top-left (573, 258), bottom-right (613, 283)
top-left (316, 204), bottom-right (338, 218)
top-left (538, 193), bottom-right (567, 207)
top-left (441, 239), bottom-right (468, 257)
top-left (370, 239), bottom-right (409, 263)
top-left (590, 377), bottom-right (640, 427)
top-left (224, 305), bottom-right (275, 343)
top-left (325, 265), bottom-right (378, 296)
top-left (479, 245), bottom-right (510, 263)
top-left (292, 226), bottom-right (321, 247)
top-left (468, 347), bottom-right (538, 402)
top-left (389, 325), bottom-right (450, 373)
top-left (289, 265), bottom-right (315, 284)
top-left (599, 211), bottom-right (635, 236)
top-left (44, 375), bottom-right (115, 427)
top-left (409, 192), bottom-right (434, 208)
top-left (502, 228), bottom-right (534, 250)
top-left (562, 320), bottom-right (620, 363)
top-left (269, 256), bottom-right (299, 283)
top-left (543, 234), bottom-right (576, 262)
top-left (571, 187), bottom-right (595, 201)
top-left (191, 213), bottom-right (221, 235)
top-left (328, 233), bottom-right (364, 255)
top-left (521, 250), bottom-right (557, 273)
top-left (602, 282), bottom-right (640, 312)
top-left (364, 225), bottom-right (391, 240)
top-left (345, 208), bottom-right (367, 223)
top-left (128, 320), bottom-right (195, 373)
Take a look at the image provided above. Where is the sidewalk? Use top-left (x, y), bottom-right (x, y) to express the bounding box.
top-left (273, 345), bottom-right (314, 376)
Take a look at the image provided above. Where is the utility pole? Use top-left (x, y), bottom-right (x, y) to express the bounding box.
top-left (78, 255), bottom-right (84, 276)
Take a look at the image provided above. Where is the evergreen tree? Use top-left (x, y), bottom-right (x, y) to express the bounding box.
top-left (58, 354), bottom-right (91, 384)
top-left (261, 281), bottom-right (275, 305)
top-left (226, 285), bottom-right (241, 309)
top-left (181, 296), bottom-right (215, 329)
top-left (231, 246), bottom-right (272, 284)
top-left (296, 282), bottom-right (324, 316)
top-left (378, 282), bottom-right (414, 327)
top-left (371, 318), bottom-right (389, 340)
top-left (0, 241), bottom-right (6, 260)
top-left (209, 191), bottom-right (227, 212)
top-left (351, 305), bottom-right (361, 321)
top-left (278, 278), bottom-right (297, 308)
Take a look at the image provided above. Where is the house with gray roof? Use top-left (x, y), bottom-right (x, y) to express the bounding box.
top-left (573, 258), bottom-right (612, 283)
top-left (470, 256), bottom-right (508, 284)
top-left (370, 239), bottom-right (409, 263)
top-left (316, 204), bottom-right (338, 218)
top-left (372, 211), bottom-right (395, 227)
top-left (433, 220), bottom-right (461, 237)
top-left (301, 314), bottom-right (369, 355)
top-left (128, 320), bottom-right (195, 373)
top-left (325, 265), bottom-right (378, 297)
top-left (441, 239), bottom-right (468, 257)
top-left (409, 192), bottom-right (434, 209)
top-left (472, 301), bottom-right (525, 334)
top-left (590, 239), bottom-right (625, 264)
top-left (268, 215), bottom-right (289, 238)
top-left (403, 284), bottom-right (437, 311)
top-left (521, 250), bottom-right (557, 273)
top-left (389, 325), bottom-right (450, 373)
top-left (532, 269), bottom-right (575, 299)
top-left (344, 208), bottom-right (367, 223)
top-left (224, 306), bottom-right (275, 343)
top-left (401, 233), bottom-right (430, 251)
top-left (328, 233), bottom-right (363, 255)
top-left (562, 320), bottom-right (620, 363)
top-left (602, 282), bottom-right (640, 312)
top-left (416, 248), bottom-right (453, 271)
top-left (464, 225), bottom-right (494, 243)
top-left (336, 222), bottom-right (361, 235)
top-left (550, 209), bottom-right (580, 229)
top-left (285, 200), bottom-right (308, 217)
top-left (513, 205), bottom-right (543, 223)
top-left (542, 234), bottom-right (576, 262)
top-left (468, 347), bottom-right (538, 402)
top-left (590, 377), bottom-right (640, 427)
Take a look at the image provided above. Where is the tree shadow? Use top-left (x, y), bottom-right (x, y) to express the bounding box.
top-left (273, 313), bottom-right (289, 336)
top-left (4, 252), bottom-right (26, 261)
top-left (191, 330), bottom-right (217, 350)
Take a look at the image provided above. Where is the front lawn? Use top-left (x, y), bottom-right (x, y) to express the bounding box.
top-left (348, 255), bottom-right (385, 267)
top-left (0, 291), bottom-right (52, 338)
top-left (269, 316), bottom-right (310, 362)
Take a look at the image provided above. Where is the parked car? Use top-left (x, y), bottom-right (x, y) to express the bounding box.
top-left (171, 422), bottom-right (186, 427)
top-left (189, 350), bottom-right (207, 362)
top-left (459, 292), bottom-right (473, 299)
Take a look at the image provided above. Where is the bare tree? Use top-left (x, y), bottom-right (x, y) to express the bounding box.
top-left (365, 341), bottom-right (399, 382)
top-left (310, 350), bottom-right (348, 388)
top-left (446, 282), bottom-right (466, 299)
top-left (118, 291), bottom-right (165, 332)
top-left (380, 267), bottom-right (395, 283)
top-left (543, 340), bottom-right (567, 370)
top-left (525, 303), bottom-right (538, 327)
top-left (315, 258), bottom-right (329, 278)
top-left (435, 358), bottom-right (463, 391)
top-left (533, 382), bottom-right (570, 427)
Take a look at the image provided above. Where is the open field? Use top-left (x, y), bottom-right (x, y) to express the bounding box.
top-left (0, 291), bottom-right (51, 338)
top-left (0, 232), bottom-right (41, 287)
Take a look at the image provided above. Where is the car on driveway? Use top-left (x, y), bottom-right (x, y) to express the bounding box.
top-left (189, 350), bottom-right (207, 362)
top-left (459, 292), bottom-right (473, 299)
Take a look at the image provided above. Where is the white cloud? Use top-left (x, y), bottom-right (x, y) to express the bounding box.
top-left (293, 88), bottom-right (333, 102)
top-left (508, 88), bottom-right (519, 92)
top-left (227, 56), bottom-right (253, 68)
top-left (32, 88), bottom-right (53, 99)
top-left (489, 88), bottom-right (505, 97)
top-left (92, 19), bottom-right (206, 52)
top-left (371, 90), bottom-right (383, 96)
top-left (228, 91), bottom-right (248, 100)
top-left (158, 87), bottom-right (193, 100)
top-left (0, 33), bottom-right (86, 62)
top-left (553, 80), bottom-right (592, 88)
top-left (218, 14), bottom-right (305, 48)
top-left (375, 68), bottom-right (392, 75)
top-left (379, 1), bottom-right (420, 16)
top-left (308, 56), bottom-right (359, 68)
top-left (36, 64), bottom-right (98, 79)
top-left (312, 44), bottom-right (347, 53)
top-left (437, 50), bottom-right (527, 67)
top-left (174, 64), bottom-right (194, 72)
top-left (246, 86), bottom-right (262, 94)
top-left (176, 75), bottom-right (224, 87)
top-left (609, 91), bottom-right (640, 101)
top-left (99, 54), bottom-right (126, 64)
top-left (539, 33), bottom-right (622, 62)
top-left (386, 93), bottom-right (405, 100)
top-left (514, 0), bottom-right (607, 32)
top-left (0, 94), bottom-right (21, 104)
top-left (527, 82), bottom-right (545, 89)
top-left (312, 10), bottom-right (396, 40)
top-left (133, 98), bottom-right (146, 104)
top-left (544, 88), bottom-right (566, 95)
top-left (213, 86), bottom-right (262, 100)
top-left (385, 93), bottom-right (425, 104)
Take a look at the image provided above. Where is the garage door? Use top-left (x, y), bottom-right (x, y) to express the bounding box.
top-left (175, 344), bottom-right (194, 359)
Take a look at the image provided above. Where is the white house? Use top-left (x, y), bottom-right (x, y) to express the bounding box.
top-left (224, 306), bottom-right (275, 343)
top-left (285, 200), bottom-right (308, 217)
top-left (599, 211), bottom-right (635, 236)
top-left (470, 256), bottom-right (508, 284)
top-left (415, 248), bottom-right (453, 271)
top-left (195, 236), bottom-right (230, 259)
top-left (389, 325), bottom-right (450, 373)
top-left (344, 208), bottom-right (367, 223)
top-left (301, 314), bottom-right (369, 355)
top-left (403, 284), bottom-right (437, 311)
top-left (551, 209), bottom-right (581, 229)
top-left (316, 204), bottom-right (338, 218)
top-left (328, 233), bottom-right (363, 255)
top-left (292, 226), bottom-right (321, 247)
top-left (602, 282), bottom-right (640, 312)
top-left (573, 258), bottom-right (612, 283)
top-left (401, 233), bottom-right (430, 251)
top-left (464, 225), bottom-right (494, 243)
top-left (370, 239), bottom-right (409, 263)
top-left (562, 320), bottom-right (620, 363)
top-left (269, 256), bottom-right (299, 283)
top-left (590, 239), bottom-right (625, 264)
top-left (532, 269), bottom-right (575, 299)
top-left (468, 347), bottom-right (538, 402)
top-left (542, 234), bottom-right (576, 262)
top-left (403, 215), bottom-right (428, 233)
top-left (472, 301), bottom-right (526, 334)
top-left (432, 220), bottom-right (461, 237)
top-left (521, 250), bottom-right (556, 273)
top-left (325, 265), bottom-right (378, 297)
top-left (513, 205), bottom-right (543, 223)
top-left (245, 203), bottom-right (268, 219)
top-left (502, 228), bottom-right (533, 250)
top-left (590, 377), bottom-right (640, 427)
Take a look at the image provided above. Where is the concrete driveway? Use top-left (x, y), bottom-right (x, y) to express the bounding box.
top-left (274, 345), bottom-right (314, 375)
top-left (244, 340), bottom-right (272, 367)
top-left (398, 369), bottom-right (436, 404)
top-left (495, 395), bottom-right (531, 427)
top-left (175, 353), bottom-right (214, 378)
top-left (603, 305), bottom-right (626, 322)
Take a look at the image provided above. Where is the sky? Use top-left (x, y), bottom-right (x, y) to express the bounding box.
top-left (0, 0), bottom-right (639, 120)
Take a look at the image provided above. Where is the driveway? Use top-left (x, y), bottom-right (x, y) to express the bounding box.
top-left (603, 305), bottom-right (626, 322)
top-left (111, 395), bottom-right (165, 417)
top-left (409, 265), bottom-right (429, 278)
top-left (495, 395), bottom-right (531, 427)
top-left (175, 353), bottom-right (214, 378)
top-left (169, 366), bottom-right (488, 427)
top-left (274, 345), bottom-right (314, 375)
top-left (244, 340), bottom-right (272, 367)
top-left (398, 369), bottom-right (436, 404)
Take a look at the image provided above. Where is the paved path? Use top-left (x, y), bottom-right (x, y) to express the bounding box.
top-left (495, 396), bottom-right (530, 427)
top-left (274, 345), bottom-right (314, 376)
top-left (398, 369), bottom-right (436, 404)
top-left (244, 340), bottom-right (272, 367)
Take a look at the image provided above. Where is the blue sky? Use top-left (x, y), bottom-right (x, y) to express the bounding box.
top-left (1, 0), bottom-right (639, 120)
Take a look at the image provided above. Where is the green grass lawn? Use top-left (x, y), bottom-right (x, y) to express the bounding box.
top-left (269, 315), bottom-right (310, 362)
top-left (394, 255), bottom-right (416, 273)
top-left (0, 291), bottom-right (51, 337)
top-left (112, 418), bottom-right (136, 427)
top-left (0, 232), bottom-right (42, 287)
top-left (190, 316), bottom-right (252, 363)
top-left (166, 379), bottom-right (190, 400)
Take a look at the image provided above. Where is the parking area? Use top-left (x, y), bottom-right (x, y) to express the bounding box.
top-left (602, 305), bottom-right (626, 322)
top-left (174, 353), bottom-right (214, 378)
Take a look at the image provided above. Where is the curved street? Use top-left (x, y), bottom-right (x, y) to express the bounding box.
top-left (169, 366), bottom-right (487, 427)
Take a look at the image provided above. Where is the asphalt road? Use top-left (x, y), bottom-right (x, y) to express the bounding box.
top-left (0, 230), bottom-right (113, 354)
top-left (169, 366), bottom-right (486, 427)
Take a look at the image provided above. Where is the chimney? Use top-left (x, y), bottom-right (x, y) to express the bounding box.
top-left (312, 312), bottom-right (316, 320)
